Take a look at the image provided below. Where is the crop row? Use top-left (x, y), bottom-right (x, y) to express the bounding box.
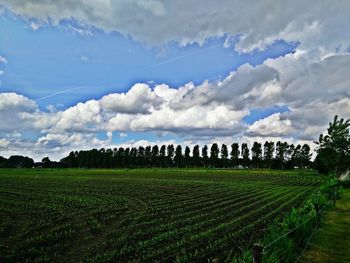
top-left (0, 170), bottom-right (324, 262)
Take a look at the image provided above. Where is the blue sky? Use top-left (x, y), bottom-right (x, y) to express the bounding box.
top-left (0, 1), bottom-right (349, 160)
top-left (0, 12), bottom-right (296, 111)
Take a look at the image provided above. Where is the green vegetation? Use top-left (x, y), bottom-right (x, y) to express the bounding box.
top-left (0, 169), bottom-right (325, 262)
top-left (230, 179), bottom-right (339, 263)
top-left (300, 188), bottom-right (350, 263)
top-left (0, 140), bottom-right (313, 170)
top-left (315, 115), bottom-right (350, 175)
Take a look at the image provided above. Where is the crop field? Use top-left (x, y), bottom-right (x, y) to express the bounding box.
top-left (0, 169), bottom-right (325, 262)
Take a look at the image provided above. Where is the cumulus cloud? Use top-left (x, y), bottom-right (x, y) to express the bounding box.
top-left (54, 100), bottom-right (102, 132)
top-left (37, 132), bottom-right (105, 149)
top-left (247, 113), bottom-right (293, 137)
top-left (100, 83), bottom-right (162, 114)
top-left (2, 132), bottom-right (109, 161)
top-left (0, 93), bottom-right (45, 133)
top-left (264, 53), bottom-right (350, 107)
top-left (167, 64), bottom-right (279, 111)
top-left (1, 1), bottom-right (350, 160)
top-left (285, 98), bottom-right (350, 140)
top-left (107, 104), bottom-right (246, 134)
top-left (1, 46), bottom-right (350, 159)
top-left (0, 93), bottom-right (37, 112)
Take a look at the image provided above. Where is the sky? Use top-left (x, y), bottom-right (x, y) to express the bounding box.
top-left (0, 0), bottom-right (349, 161)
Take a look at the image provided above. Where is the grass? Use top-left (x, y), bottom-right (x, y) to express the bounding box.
top-left (300, 188), bottom-right (350, 263)
top-left (0, 168), bottom-right (325, 262)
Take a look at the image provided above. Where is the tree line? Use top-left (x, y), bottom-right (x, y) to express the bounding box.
top-left (0, 141), bottom-right (311, 169)
top-left (1, 115), bottom-right (348, 175)
top-left (57, 141), bottom-right (311, 169)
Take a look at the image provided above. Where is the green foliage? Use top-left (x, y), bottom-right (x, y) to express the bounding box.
top-left (251, 142), bottom-right (263, 168)
top-left (263, 182), bottom-right (339, 262)
top-left (264, 141), bottom-right (275, 169)
top-left (230, 179), bottom-right (340, 263)
top-left (210, 143), bottom-right (220, 167)
top-left (230, 143), bottom-right (240, 167)
top-left (231, 250), bottom-right (252, 263)
top-left (192, 145), bottom-right (200, 167)
top-left (174, 145), bottom-right (183, 167)
top-left (241, 143), bottom-right (250, 167)
top-left (221, 144), bottom-right (228, 167)
top-left (315, 115), bottom-right (350, 175)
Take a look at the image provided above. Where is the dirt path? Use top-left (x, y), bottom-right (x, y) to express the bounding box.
top-left (300, 188), bottom-right (350, 263)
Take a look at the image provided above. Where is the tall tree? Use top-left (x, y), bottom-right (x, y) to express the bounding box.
top-left (145, 146), bottom-right (151, 167)
top-left (113, 148), bottom-right (118, 167)
top-left (99, 148), bottom-right (106, 168)
top-left (159, 145), bottom-right (166, 167)
top-left (221, 144), bottom-right (228, 168)
top-left (167, 144), bottom-right (175, 167)
top-left (151, 145), bottom-right (159, 167)
top-left (192, 145), bottom-right (200, 167)
top-left (263, 141), bottom-right (274, 169)
top-left (285, 144), bottom-right (295, 169)
top-left (210, 143), bottom-right (220, 167)
top-left (251, 142), bottom-right (262, 168)
top-left (291, 144), bottom-right (302, 168)
top-left (202, 145), bottom-right (208, 167)
top-left (184, 146), bottom-right (191, 167)
top-left (42, 157), bottom-right (51, 168)
top-left (315, 115), bottom-right (350, 175)
top-left (241, 143), bottom-right (250, 167)
top-left (117, 147), bottom-right (125, 167)
top-left (300, 144), bottom-right (312, 168)
top-left (137, 146), bottom-right (145, 167)
top-left (230, 143), bottom-right (240, 167)
top-left (6, 155), bottom-right (34, 168)
top-left (129, 148), bottom-right (137, 168)
top-left (0, 156), bottom-right (7, 168)
top-left (124, 148), bottom-right (130, 167)
top-left (174, 145), bottom-right (183, 167)
top-left (106, 148), bottom-right (114, 168)
top-left (275, 141), bottom-right (289, 169)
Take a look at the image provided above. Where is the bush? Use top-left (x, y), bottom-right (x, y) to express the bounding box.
top-left (231, 179), bottom-right (340, 263)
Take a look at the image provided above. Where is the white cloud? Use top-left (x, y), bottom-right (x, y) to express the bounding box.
top-left (54, 100), bottom-right (102, 132)
top-left (1, 1), bottom-right (350, 159)
top-left (29, 21), bottom-right (40, 31)
top-left (1, 46), bottom-right (349, 159)
top-left (0, 93), bottom-right (58, 135)
top-left (167, 64), bottom-right (279, 111)
top-left (0, 138), bottom-right (9, 148)
top-left (80, 55), bottom-right (89, 62)
top-left (285, 98), bottom-right (350, 140)
top-left (119, 132), bottom-right (127, 138)
top-left (247, 113), bottom-right (293, 137)
top-left (1, 0), bottom-right (350, 54)
top-left (100, 83), bottom-right (162, 114)
top-left (0, 93), bottom-right (37, 112)
top-left (0, 55), bottom-right (8, 64)
top-left (107, 131), bottom-right (113, 140)
top-left (110, 104), bottom-right (246, 134)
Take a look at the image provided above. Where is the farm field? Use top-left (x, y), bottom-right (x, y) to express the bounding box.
top-left (0, 169), bottom-right (325, 262)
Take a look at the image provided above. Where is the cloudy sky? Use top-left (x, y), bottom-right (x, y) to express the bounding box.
top-left (0, 0), bottom-right (349, 160)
